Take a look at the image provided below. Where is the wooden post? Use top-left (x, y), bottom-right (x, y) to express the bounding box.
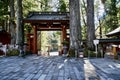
top-left (48, 46), bottom-right (50, 56)
top-left (33, 25), bottom-right (37, 54)
top-left (112, 45), bottom-right (118, 59)
top-left (62, 25), bottom-right (66, 41)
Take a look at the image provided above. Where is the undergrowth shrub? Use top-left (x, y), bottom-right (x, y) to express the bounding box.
top-left (6, 49), bottom-right (19, 56)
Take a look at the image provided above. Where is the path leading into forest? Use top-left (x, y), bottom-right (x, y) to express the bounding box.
top-left (0, 55), bottom-right (120, 80)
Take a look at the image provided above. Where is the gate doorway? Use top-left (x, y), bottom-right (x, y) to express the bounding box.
top-left (38, 31), bottom-right (62, 56)
top-left (23, 12), bottom-right (69, 55)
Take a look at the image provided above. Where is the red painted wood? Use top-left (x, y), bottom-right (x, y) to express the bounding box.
top-left (0, 30), bottom-right (11, 45)
top-left (33, 26), bottom-right (37, 54)
top-left (62, 26), bottom-right (67, 41)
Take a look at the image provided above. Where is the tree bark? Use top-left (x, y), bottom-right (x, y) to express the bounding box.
top-left (9, 0), bottom-right (15, 45)
top-left (69, 0), bottom-right (81, 56)
top-left (16, 0), bottom-right (24, 48)
top-left (86, 0), bottom-right (95, 50)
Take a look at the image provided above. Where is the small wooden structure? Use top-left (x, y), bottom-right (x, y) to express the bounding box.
top-left (0, 30), bottom-right (11, 45)
top-left (23, 12), bottom-right (69, 54)
top-left (99, 27), bottom-right (120, 59)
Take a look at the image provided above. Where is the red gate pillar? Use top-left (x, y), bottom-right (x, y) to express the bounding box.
top-left (62, 25), bottom-right (66, 41)
top-left (33, 26), bottom-right (37, 54)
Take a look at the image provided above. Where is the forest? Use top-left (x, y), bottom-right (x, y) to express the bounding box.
top-left (0, 0), bottom-right (120, 56)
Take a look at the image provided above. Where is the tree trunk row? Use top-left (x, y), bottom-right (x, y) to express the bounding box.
top-left (69, 0), bottom-right (82, 56)
top-left (16, 0), bottom-right (24, 49)
top-left (86, 0), bottom-right (95, 50)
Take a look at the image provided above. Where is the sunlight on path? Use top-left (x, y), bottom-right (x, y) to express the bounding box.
top-left (49, 52), bottom-right (59, 56)
top-left (84, 59), bottom-right (100, 80)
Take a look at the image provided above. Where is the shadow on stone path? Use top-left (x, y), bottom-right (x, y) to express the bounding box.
top-left (0, 55), bottom-right (120, 80)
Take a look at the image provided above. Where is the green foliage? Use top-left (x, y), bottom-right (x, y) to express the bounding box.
top-left (58, 0), bottom-right (67, 12)
top-left (104, 0), bottom-right (119, 30)
top-left (51, 40), bottom-right (57, 44)
top-left (83, 47), bottom-right (89, 57)
top-left (0, 0), bottom-right (9, 20)
top-left (82, 26), bottom-right (87, 40)
top-left (43, 0), bottom-right (52, 11)
top-left (6, 49), bottom-right (32, 56)
top-left (81, 0), bottom-right (87, 40)
top-left (83, 48), bottom-right (102, 58)
top-left (0, 0), bottom-right (9, 14)
top-left (95, 0), bottom-right (120, 38)
top-left (40, 31), bottom-right (49, 51)
top-left (6, 49), bottom-right (19, 56)
top-left (67, 47), bottom-right (102, 58)
top-left (87, 51), bottom-right (96, 57)
top-left (22, 0), bottom-right (38, 17)
top-left (34, 0), bottom-right (52, 11)
top-left (24, 23), bottom-right (32, 33)
top-left (38, 31), bottom-right (61, 51)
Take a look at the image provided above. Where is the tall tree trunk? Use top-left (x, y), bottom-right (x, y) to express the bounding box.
top-left (9, 0), bottom-right (15, 45)
top-left (86, 0), bottom-right (95, 50)
top-left (16, 0), bottom-right (24, 49)
top-left (69, 0), bottom-right (81, 56)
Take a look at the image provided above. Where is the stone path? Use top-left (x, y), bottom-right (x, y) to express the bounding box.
top-left (0, 55), bottom-right (120, 80)
top-left (90, 58), bottom-right (120, 80)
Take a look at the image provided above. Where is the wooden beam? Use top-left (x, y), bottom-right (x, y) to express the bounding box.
top-left (23, 20), bottom-right (69, 23)
top-left (37, 29), bottom-right (62, 31)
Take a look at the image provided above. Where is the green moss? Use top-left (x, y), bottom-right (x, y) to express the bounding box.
top-left (83, 47), bottom-right (88, 57)
top-left (6, 49), bottom-right (19, 56)
top-left (67, 48), bottom-right (75, 57)
top-left (83, 47), bottom-right (102, 58)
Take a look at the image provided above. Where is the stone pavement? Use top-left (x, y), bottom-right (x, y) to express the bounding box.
top-left (90, 58), bottom-right (120, 80)
top-left (0, 55), bottom-right (120, 80)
